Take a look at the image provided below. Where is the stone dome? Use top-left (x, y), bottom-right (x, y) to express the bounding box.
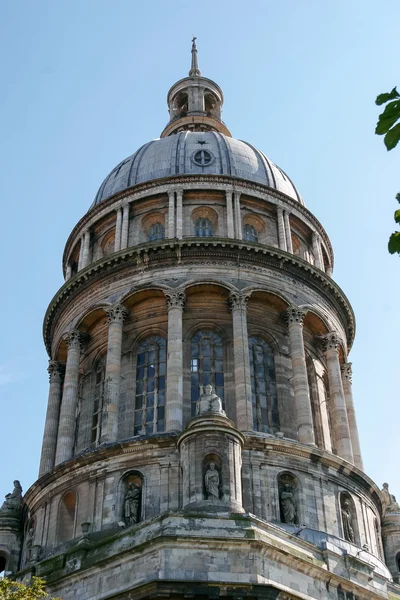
top-left (91, 131), bottom-right (303, 209)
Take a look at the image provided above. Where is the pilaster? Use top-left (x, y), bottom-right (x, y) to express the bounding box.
top-left (229, 291), bottom-right (252, 430)
top-left (165, 290), bottom-right (185, 431)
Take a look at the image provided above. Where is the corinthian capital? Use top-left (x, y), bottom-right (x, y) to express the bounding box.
top-left (341, 362), bottom-right (353, 383)
top-left (47, 360), bottom-right (64, 382)
top-left (283, 305), bottom-right (306, 325)
top-left (165, 290), bottom-right (186, 310)
top-left (228, 291), bottom-right (250, 311)
top-left (107, 303), bottom-right (128, 324)
top-left (63, 329), bottom-right (88, 351)
top-left (320, 331), bottom-right (341, 352)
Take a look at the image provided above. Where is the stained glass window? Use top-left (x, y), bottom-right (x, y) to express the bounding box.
top-left (248, 337), bottom-right (279, 432)
top-left (190, 331), bottom-right (224, 416)
top-left (134, 336), bottom-right (167, 435)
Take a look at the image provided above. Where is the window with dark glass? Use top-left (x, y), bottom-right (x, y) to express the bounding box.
top-left (91, 358), bottom-right (106, 446)
top-left (190, 331), bottom-right (224, 416)
top-left (147, 222), bottom-right (165, 241)
top-left (195, 217), bottom-right (213, 237)
top-left (134, 336), bottom-right (166, 435)
top-left (243, 223), bottom-right (258, 242)
top-left (248, 337), bottom-right (279, 432)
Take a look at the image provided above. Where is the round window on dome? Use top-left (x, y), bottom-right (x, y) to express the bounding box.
top-left (192, 149), bottom-right (214, 167)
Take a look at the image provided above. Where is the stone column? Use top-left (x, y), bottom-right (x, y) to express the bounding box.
top-left (277, 207), bottom-right (287, 251)
top-left (229, 291), bottom-right (252, 431)
top-left (312, 232), bottom-right (323, 270)
top-left (114, 208), bottom-right (122, 252)
top-left (234, 192), bottom-right (242, 239)
top-left (226, 190), bottom-right (234, 238)
top-left (168, 191), bottom-right (175, 238)
top-left (39, 361), bottom-right (64, 476)
top-left (341, 362), bottom-right (363, 470)
top-left (55, 330), bottom-right (86, 465)
top-left (176, 190), bottom-right (183, 239)
top-left (321, 332), bottom-right (354, 463)
top-left (284, 211), bottom-right (293, 253)
top-left (284, 306), bottom-right (315, 445)
top-left (81, 230), bottom-right (91, 269)
top-left (165, 290), bottom-right (185, 431)
top-left (100, 304), bottom-right (128, 444)
top-left (120, 205), bottom-right (130, 250)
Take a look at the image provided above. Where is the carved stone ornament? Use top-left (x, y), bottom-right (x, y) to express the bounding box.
top-left (320, 331), bottom-right (340, 353)
top-left (63, 329), bottom-right (88, 351)
top-left (341, 362), bottom-right (353, 383)
top-left (47, 360), bottom-right (64, 382)
top-left (228, 291), bottom-right (250, 312)
top-left (196, 384), bottom-right (225, 416)
top-left (283, 305), bottom-right (306, 326)
top-left (204, 462), bottom-right (220, 499)
top-left (164, 290), bottom-right (186, 310)
top-left (381, 482), bottom-right (400, 515)
top-left (0, 480), bottom-right (22, 516)
top-left (107, 303), bottom-right (128, 324)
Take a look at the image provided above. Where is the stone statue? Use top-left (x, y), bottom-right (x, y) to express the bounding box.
top-left (25, 523), bottom-right (35, 564)
top-left (341, 500), bottom-right (355, 543)
top-left (0, 480), bottom-right (22, 515)
top-left (124, 482), bottom-right (141, 526)
top-left (381, 483), bottom-right (400, 515)
top-left (204, 462), bottom-right (220, 499)
top-left (280, 484), bottom-right (296, 524)
top-left (197, 384), bottom-right (225, 416)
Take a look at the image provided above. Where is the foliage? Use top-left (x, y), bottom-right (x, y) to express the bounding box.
top-left (0, 577), bottom-right (57, 600)
top-left (375, 88), bottom-right (400, 254)
top-left (375, 87), bottom-right (400, 151)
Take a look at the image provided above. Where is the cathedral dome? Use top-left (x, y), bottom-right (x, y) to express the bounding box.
top-left (91, 131), bottom-right (303, 209)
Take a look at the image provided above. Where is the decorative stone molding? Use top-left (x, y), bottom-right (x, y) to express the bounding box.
top-left (228, 291), bottom-right (250, 311)
top-left (63, 329), bottom-right (88, 351)
top-left (320, 331), bottom-right (340, 352)
top-left (341, 362), bottom-right (353, 383)
top-left (106, 303), bottom-right (128, 324)
top-left (47, 361), bottom-right (64, 382)
top-left (164, 290), bottom-right (186, 310)
top-left (283, 305), bottom-right (306, 325)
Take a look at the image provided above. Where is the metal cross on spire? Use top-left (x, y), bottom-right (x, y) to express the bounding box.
top-left (189, 36), bottom-right (201, 77)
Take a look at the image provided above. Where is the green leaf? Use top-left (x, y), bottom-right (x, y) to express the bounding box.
top-left (395, 209), bottom-right (400, 224)
top-left (396, 192), bottom-right (400, 203)
top-left (375, 100), bottom-right (400, 134)
top-left (384, 123), bottom-right (400, 150)
top-left (388, 231), bottom-right (400, 254)
top-left (376, 87), bottom-right (399, 105)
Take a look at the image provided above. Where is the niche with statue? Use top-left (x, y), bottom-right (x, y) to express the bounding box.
top-left (278, 472), bottom-right (300, 526)
top-left (121, 472), bottom-right (143, 527)
top-left (203, 454), bottom-right (222, 501)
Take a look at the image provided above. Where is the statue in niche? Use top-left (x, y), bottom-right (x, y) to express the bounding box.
top-left (0, 480), bottom-right (22, 515)
top-left (25, 522), bottom-right (35, 564)
top-left (280, 484), bottom-right (296, 524)
top-left (205, 462), bottom-right (220, 499)
top-left (124, 482), bottom-right (141, 526)
top-left (381, 483), bottom-right (400, 515)
top-left (341, 499), bottom-right (355, 543)
top-left (197, 384), bottom-right (225, 416)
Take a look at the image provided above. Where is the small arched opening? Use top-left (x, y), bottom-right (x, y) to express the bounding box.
top-left (278, 472), bottom-right (300, 526)
top-left (120, 472), bottom-right (143, 527)
top-left (173, 92), bottom-right (188, 118)
top-left (339, 492), bottom-right (359, 545)
top-left (0, 552), bottom-right (8, 578)
top-left (57, 491), bottom-right (77, 543)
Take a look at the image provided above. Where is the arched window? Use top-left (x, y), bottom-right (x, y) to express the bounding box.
top-left (243, 224), bottom-right (258, 242)
top-left (57, 491), bottom-right (77, 542)
top-left (195, 218), bottom-right (213, 237)
top-left (190, 331), bottom-right (224, 416)
top-left (91, 357), bottom-right (106, 447)
top-left (248, 337), bottom-right (279, 432)
top-left (147, 223), bottom-right (165, 242)
top-left (134, 336), bottom-right (167, 435)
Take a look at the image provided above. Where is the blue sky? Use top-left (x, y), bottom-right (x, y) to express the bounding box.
top-left (0, 0), bottom-right (399, 503)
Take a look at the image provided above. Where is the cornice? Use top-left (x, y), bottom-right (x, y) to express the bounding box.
top-left (62, 175), bottom-right (334, 272)
top-left (45, 239), bottom-right (355, 357)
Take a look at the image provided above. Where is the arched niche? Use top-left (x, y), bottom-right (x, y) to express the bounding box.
top-left (172, 91), bottom-right (188, 118)
top-left (0, 551), bottom-right (9, 577)
top-left (339, 492), bottom-right (359, 545)
top-left (57, 491), bottom-right (77, 543)
top-left (277, 472), bottom-right (301, 526)
top-left (120, 471), bottom-right (143, 527)
top-left (203, 453), bottom-right (222, 501)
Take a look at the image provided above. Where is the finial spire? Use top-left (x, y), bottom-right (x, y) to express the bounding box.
top-left (189, 36), bottom-right (201, 77)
